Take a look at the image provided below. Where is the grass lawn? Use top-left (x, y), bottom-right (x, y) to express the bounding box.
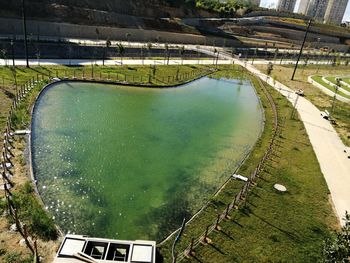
top-left (312, 76), bottom-right (350, 99)
top-left (159, 68), bottom-right (337, 262)
top-left (325, 77), bottom-right (350, 93)
top-left (255, 64), bottom-right (350, 146)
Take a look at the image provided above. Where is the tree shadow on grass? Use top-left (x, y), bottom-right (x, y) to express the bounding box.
top-left (220, 229), bottom-right (235, 241)
top-left (0, 87), bottom-right (15, 100)
top-left (209, 243), bottom-right (226, 255)
top-left (251, 211), bottom-right (300, 241)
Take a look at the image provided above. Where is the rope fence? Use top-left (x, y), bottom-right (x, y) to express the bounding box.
top-left (1, 76), bottom-right (43, 262)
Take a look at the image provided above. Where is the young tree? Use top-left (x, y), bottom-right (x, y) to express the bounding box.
top-left (36, 48), bottom-right (40, 66)
top-left (0, 49), bottom-right (8, 66)
top-left (103, 39), bottom-right (111, 66)
top-left (322, 212), bottom-right (350, 262)
top-left (125, 33), bottom-right (131, 46)
top-left (147, 42), bottom-right (152, 60)
top-left (116, 43), bottom-right (125, 65)
top-left (267, 62), bottom-right (273, 76)
top-left (179, 46), bottom-right (185, 65)
top-left (164, 43), bottom-right (169, 65)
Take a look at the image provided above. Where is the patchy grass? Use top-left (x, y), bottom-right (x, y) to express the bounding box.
top-left (255, 64), bottom-right (350, 146)
top-left (159, 68), bottom-right (337, 262)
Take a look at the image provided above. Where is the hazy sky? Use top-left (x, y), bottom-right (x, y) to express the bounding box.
top-left (260, 0), bottom-right (350, 22)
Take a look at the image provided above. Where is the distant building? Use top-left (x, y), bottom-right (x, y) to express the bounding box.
top-left (298, 0), bottom-right (310, 14)
top-left (324, 0), bottom-right (349, 24)
top-left (277, 0), bottom-right (297, 12)
top-left (305, 0), bottom-right (329, 21)
top-left (250, 0), bottom-right (261, 6)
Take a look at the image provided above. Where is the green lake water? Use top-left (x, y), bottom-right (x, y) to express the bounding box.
top-left (31, 77), bottom-right (263, 241)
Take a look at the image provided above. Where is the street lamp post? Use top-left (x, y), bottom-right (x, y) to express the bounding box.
top-left (291, 19), bottom-right (312, 80)
top-left (22, 0), bottom-right (29, 68)
top-left (10, 40), bottom-right (15, 67)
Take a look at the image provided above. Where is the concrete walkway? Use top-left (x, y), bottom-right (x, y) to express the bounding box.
top-left (0, 58), bottom-right (231, 67)
top-left (234, 58), bottom-right (350, 224)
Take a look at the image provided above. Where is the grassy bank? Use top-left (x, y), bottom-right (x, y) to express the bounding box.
top-left (159, 68), bottom-right (337, 262)
top-left (256, 64), bottom-right (350, 146)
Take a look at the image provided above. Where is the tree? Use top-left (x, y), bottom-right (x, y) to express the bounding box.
top-left (116, 43), bottom-right (125, 65)
top-left (164, 43), bottom-right (169, 65)
top-left (103, 39), bottom-right (111, 66)
top-left (0, 49), bottom-right (8, 66)
top-left (125, 33), bottom-right (131, 46)
top-left (179, 46), bottom-right (185, 65)
top-left (322, 211), bottom-right (350, 262)
top-left (212, 48), bottom-right (217, 65)
top-left (36, 48), bottom-right (40, 66)
top-left (10, 66), bottom-right (17, 94)
top-left (147, 42), bottom-right (152, 60)
top-left (267, 62), bottom-right (273, 76)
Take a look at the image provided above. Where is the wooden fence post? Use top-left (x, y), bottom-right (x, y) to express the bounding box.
top-left (215, 214), bottom-right (221, 231)
top-left (23, 224), bottom-right (34, 253)
top-left (225, 203), bottom-right (231, 219)
top-left (202, 225), bottom-right (212, 244)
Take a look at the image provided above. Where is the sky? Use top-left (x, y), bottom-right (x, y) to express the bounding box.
top-left (260, 0), bottom-right (350, 22)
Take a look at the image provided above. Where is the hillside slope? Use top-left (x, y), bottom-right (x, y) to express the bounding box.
top-left (0, 0), bottom-right (217, 26)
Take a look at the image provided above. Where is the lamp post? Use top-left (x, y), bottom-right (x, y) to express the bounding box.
top-left (291, 19), bottom-right (312, 80)
top-left (22, 0), bottom-right (29, 68)
top-left (10, 39), bottom-right (15, 67)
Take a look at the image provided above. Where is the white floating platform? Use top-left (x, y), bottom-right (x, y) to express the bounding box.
top-left (232, 174), bottom-right (248, 182)
top-left (53, 234), bottom-right (156, 263)
top-left (13, 130), bottom-right (31, 135)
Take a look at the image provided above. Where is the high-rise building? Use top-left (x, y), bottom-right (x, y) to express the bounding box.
top-left (324, 0), bottom-right (349, 24)
top-left (298, 0), bottom-right (310, 14)
top-left (305, 0), bottom-right (329, 21)
top-left (277, 0), bottom-right (297, 12)
top-left (244, 0), bottom-right (261, 6)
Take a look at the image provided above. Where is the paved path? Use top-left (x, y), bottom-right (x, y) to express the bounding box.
top-left (233, 58), bottom-right (350, 224)
top-left (0, 58), bottom-right (232, 66)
